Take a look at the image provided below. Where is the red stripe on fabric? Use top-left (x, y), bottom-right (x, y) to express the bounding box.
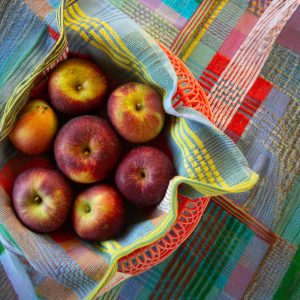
top-left (226, 111), bottom-right (250, 140)
top-left (226, 77), bottom-right (272, 140)
top-left (213, 196), bottom-right (278, 245)
top-left (238, 105), bottom-right (255, 117)
top-left (199, 75), bottom-right (214, 87)
top-left (203, 70), bottom-right (218, 82)
top-left (48, 26), bottom-right (60, 41)
top-left (199, 81), bottom-right (213, 92)
top-left (208, 0), bottom-right (298, 130)
top-left (242, 98), bottom-right (259, 113)
top-left (170, 0), bottom-right (213, 55)
top-left (206, 53), bottom-right (230, 76)
top-left (247, 76), bottom-right (272, 102)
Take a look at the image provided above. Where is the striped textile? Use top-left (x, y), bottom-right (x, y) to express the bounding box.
top-left (0, 0), bottom-right (262, 299)
top-left (105, 0), bottom-right (300, 299)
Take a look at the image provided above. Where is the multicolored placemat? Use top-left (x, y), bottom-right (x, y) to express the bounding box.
top-left (0, 0), bottom-right (299, 299)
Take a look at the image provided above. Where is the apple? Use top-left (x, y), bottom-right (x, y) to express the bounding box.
top-left (115, 146), bottom-right (174, 206)
top-left (12, 168), bottom-right (73, 233)
top-left (54, 115), bottom-right (121, 184)
top-left (9, 99), bottom-right (58, 155)
top-left (48, 58), bottom-right (108, 115)
top-left (107, 82), bottom-right (165, 143)
top-left (72, 184), bottom-right (126, 241)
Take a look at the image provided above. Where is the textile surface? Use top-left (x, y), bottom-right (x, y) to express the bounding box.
top-left (104, 0), bottom-right (300, 299)
top-left (0, 0), bottom-right (258, 299)
top-left (0, 0), bottom-right (299, 299)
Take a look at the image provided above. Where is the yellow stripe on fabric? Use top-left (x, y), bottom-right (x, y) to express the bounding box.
top-left (101, 241), bottom-right (116, 253)
top-left (67, 7), bottom-right (91, 30)
top-left (98, 21), bottom-right (137, 59)
top-left (99, 21), bottom-right (167, 97)
top-left (100, 21), bottom-right (140, 62)
top-left (187, 171), bottom-right (259, 195)
top-left (177, 119), bottom-right (209, 182)
top-left (112, 241), bottom-right (121, 250)
top-left (179, 118), bottom-right (219, 185)
top-left (64, 10), bottom-right (141, 79)
top-left (90, 29), bottom-right (132, 65)
top-left (182, 119), bottom-right (226, 187)
top-left (69, 3), bottom-right (167, 98)
top-left (182, 0), bottom-right (229, 62)
top-left (66, 6), bottom-right (146, 82)
top-left (69, 4), bottom-right (153, 85)
top-left (170, 118), bottom-right (199, 180)
top-left (69, 3), bottom-right (134, 65)
top-left (64, 17), bottom-right (90, 41)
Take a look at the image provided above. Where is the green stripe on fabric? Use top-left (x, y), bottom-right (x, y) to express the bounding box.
top-left (181, 215), bottom-right (246, 299)
top-left (274, 175), bottom-right (300, 244)
top-left (0, 225), bottom-right (22, 252)
top-left (196, 225), bottom-right (252, 299)
top-left (274, 245), bottom-right (300, 300)
top-left (155, 204), bottom-right (223, 298)
top-left (0, 241), bottom-right (4, 254)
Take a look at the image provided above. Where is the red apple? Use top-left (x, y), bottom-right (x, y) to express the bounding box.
top-left (54, 115), bottom-right (121, 184)
top-left (12, 168), bottom-right (73, 233)
top-left (72, 184), bottom-right (126, 241)
top-left (107, 82), bottom-right (165, 143)
top-left (9, 99), bottom-right (58, 155)
top-left (48, 58), bottom-right (108, 115)
top-left (115, 146), bottom-right (174, 206)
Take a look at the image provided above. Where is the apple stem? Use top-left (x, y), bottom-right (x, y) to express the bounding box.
top-left (135, 103), bottom-right (143, 111)
top-left (84, 148), bottom-right (91, 156)
top-left (84, 205), bottom-right (91, 213)
top-left (34, 196), bottom-right (42, 204)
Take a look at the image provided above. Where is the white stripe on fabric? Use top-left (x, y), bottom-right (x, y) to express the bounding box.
top-left (207, 0), bottom-right (299, 131)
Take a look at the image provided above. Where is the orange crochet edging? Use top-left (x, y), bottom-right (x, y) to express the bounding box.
top-left (118, 44), bottom-right (212, 276)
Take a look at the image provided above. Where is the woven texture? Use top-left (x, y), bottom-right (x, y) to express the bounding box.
top-left (106, 1), bottom-right (300, 300)
top-left (0, 0), bottom-right (260, 299)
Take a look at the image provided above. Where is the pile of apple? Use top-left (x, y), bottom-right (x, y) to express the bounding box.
top-left (9, 58), bottom-right (174, 241)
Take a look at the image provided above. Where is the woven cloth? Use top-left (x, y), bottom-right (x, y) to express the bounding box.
top-left (0, 0), bottom-right (299, 299)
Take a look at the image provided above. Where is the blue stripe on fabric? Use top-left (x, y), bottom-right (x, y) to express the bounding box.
top-left (44, 10), bottom-right (59, 30)
top-left (0, 32), bottom-right (55, 107)
top-left (162, 0), bottom-right (200, 19)
top-left (49, 0), bottom-right (61, 8)
top-left (0, 250), bottom-right (38, 299)
top-left (26, 235), bottom-right (97, 299)
top-left (167, 123), bottom-right (191, 179)
top-left (0, 0), bottom-right (48, 88)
